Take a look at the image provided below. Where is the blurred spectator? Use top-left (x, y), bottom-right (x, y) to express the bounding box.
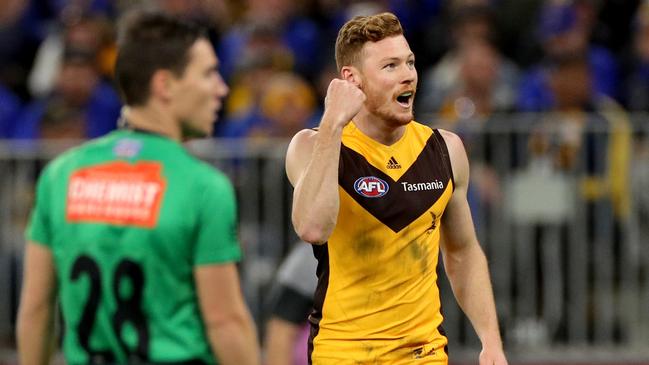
top-left (0, 0), bottom-right (46, 98)
top-left (12, 49), bottom-right (121, 139)
top-left (319, 0), bottom-right (443, 76)
top-left (520, 53), bottom-right (631, 342)
top-left (593, 0), bottom-right (642, 55)
top-left (493, 0), bottom-right (545, 66)
top-left (325, 0), bottom-right (442, 36)
top-left (28, 14), bottom-right (116, 98)
top-left (48, 0), bottom-right (115, 18)
top-left (433, 38), bottom-right (519, 125)
top-left (249, 72), bottom-right (318, 139)
top-left (528, 53), bottom-right (630, 221)
top-left (218, 22), bottom-right (294, 126)
top-left (417, 4), bottom-right (518, 117)
top-left (420, 35), bottom-right (518, 228)
top-left (517, 0), bottom-right (620, 111)
top-left (629, 128), bottom-right (649, 251)
top-left (219, 72), bottom-right (318, 139)
top-left (152, 0), bottom-right (234, 57)
top-left (624, 1), bottom-right (649, 110)
top-left (625, 4), bottom-right (649, 251)
top-left (0, 83), bottom-right (22, 138)
top-left (217, 0), bottom-right (321, 81)
top-left (427, 38), bottom-right (519, 218)
top-left (313, 61), bottom-right (339, 105)
top-left (264, 241), bottom-right (317, 365)
top-left (154, 0), bottom-right (231, 28)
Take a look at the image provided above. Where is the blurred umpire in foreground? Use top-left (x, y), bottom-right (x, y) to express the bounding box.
top-left (16, 9), bottom-right (260, 365)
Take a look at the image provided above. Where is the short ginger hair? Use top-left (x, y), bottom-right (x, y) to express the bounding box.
top-left (334, 12), bottom-right (404, 72)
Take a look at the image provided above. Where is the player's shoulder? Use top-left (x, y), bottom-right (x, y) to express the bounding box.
top-left (409, 119), bottom-right (463, 151)
top-left (289, 128), bottom-right (319, 146)
top-left (434, 128), bottom-right (469, 184)
top-left (435, 128), bottom-right (465, 154)
top-left (286, 128), bottom-right (319, 159)
top-left (408, 122), bottom-right (467, 166)
top-left (408, 120), bottom-right (454, 136)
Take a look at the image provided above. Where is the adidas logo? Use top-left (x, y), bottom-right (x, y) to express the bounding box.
top-left (386, 156), bottom-right (401, 169)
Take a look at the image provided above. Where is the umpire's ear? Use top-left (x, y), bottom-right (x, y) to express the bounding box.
top-left (150, 69), bottom-right (174, 103)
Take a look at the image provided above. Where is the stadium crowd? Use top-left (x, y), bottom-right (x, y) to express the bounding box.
top-left (2, 0), bottom-right (648, 239)
top-left (0, 0), bottom-right (648, 141)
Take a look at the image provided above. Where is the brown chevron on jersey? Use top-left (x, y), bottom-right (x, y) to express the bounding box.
top-left (338, 130), bottom-right (454, 233)
top-left (308, 243), bottom-right (329, 361)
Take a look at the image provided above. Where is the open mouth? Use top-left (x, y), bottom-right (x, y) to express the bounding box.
top-left (396, 91), bottom-right (413, 108)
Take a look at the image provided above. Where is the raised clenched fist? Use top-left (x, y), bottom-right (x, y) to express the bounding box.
top-left (323, 79), bottom-right (366, 128)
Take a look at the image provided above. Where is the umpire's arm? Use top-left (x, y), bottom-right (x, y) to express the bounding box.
top-left (195, 264), bottom-right (260, 365)
top-left (16, 241), bottom-right (58, 365)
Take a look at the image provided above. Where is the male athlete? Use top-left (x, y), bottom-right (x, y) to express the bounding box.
top-left (16, 10), bottom-right (260, 365)
top-left (285, 12), bottom-right (508, 364)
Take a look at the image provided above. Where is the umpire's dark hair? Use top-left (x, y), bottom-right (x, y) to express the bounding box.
top-left (114, 9), bottom-right (206, 106)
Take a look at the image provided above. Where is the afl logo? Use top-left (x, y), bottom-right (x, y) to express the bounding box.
top-left (354, 176), bottom-right (389, 198)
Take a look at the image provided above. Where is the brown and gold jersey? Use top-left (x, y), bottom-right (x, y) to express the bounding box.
top-left (309, 121), bottom-right (454, 364)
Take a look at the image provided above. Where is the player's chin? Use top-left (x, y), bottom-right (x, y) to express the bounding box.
top-left (199, 115), bottom-right (216, 135)
top-left (393, 110), bottom-right (414, 124)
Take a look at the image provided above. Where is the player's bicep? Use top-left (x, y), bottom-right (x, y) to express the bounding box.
top-left (285, 129), bottom-right (317, 187)
top-left (440, 186), bottom-right (477, 254)
top-left (439, 130), bottom-right (478, 252)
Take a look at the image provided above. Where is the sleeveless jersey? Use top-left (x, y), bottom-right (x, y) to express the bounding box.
top-left (309, 121), bottom-right (454, 364)
top-left (26, 129), bottom-right (241, 364)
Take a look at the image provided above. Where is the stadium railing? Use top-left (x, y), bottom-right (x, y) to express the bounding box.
top-left (0, 113), bottom-right (648, 363)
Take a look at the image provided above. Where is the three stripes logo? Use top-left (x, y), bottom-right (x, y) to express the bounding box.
top-left (386, 156), bottom-right (401, 169)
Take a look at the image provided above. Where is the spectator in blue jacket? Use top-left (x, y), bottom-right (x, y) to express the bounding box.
top-left (12, 48), bottom-right (120, 139)
top-left (517, 1), bottom-right (619, 111)
top-left (0, 83), bottom-right (22, 138)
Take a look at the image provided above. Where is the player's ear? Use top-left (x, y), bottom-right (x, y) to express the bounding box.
top-left (341, 66), bottom-right (361, 87)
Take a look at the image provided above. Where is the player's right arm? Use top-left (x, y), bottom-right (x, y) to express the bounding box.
top-left (16, 241), bottom-right (57, 365)
top-left (195, 264), bottom-right (260, 365)
top-left (286, 79), bottom-right (365, 244)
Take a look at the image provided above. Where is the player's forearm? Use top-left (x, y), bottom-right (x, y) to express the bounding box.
top-left (445, 243), bottom-right (503, 348)
top-left (207, 312), bottom-right (260, 365)
top-left (264, 318), bottom-right (301, 365)
top-left (292, 121), bottom-right (344, 243)
top-left (16, 305), bottom-right (56, 365)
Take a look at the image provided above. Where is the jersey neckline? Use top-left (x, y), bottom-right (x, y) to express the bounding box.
top-left (346, 121), bottom-right (412, 152)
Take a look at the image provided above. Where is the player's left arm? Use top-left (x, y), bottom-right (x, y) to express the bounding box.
top-left (16, 241), bottom-right (58, 365)
top-left (438, 130), bottom-right (508, 365)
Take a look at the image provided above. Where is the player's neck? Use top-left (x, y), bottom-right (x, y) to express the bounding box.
top-left (123, 104), bottom-right (181, 141)
top-left (353, 109), bottom-right (407, 146)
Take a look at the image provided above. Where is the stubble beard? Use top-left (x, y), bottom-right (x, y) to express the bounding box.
top-left (369, 99), bottom-right (414, 126)
top-left (363, 85), bottom-right (414, 126)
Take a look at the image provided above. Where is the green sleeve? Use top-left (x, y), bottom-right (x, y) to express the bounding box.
top-left (194, 174), bottom-right (242, 265)
top-left (25, 167), bottom-right (53, 247)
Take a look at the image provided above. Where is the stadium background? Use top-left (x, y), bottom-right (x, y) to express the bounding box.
top-left (1, 0), bottom-right (648, 363)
